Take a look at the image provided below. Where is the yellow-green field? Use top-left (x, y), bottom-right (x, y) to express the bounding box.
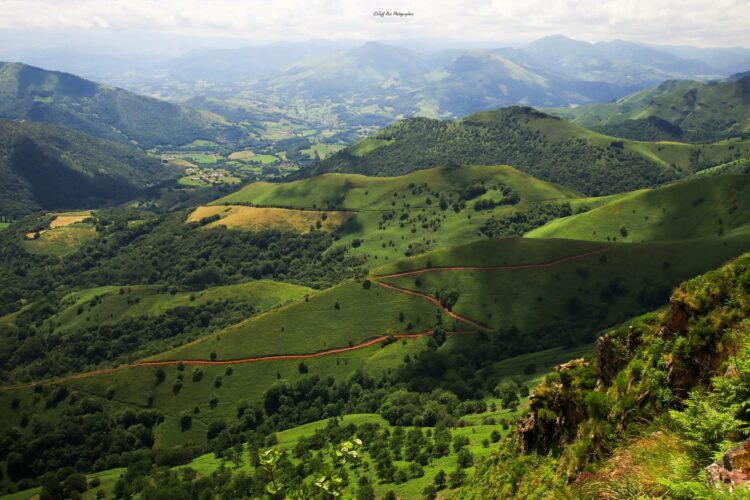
top-left (187, 205), bottom-right (354, 233)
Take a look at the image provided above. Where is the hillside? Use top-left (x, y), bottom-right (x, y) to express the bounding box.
top-left (0, 120), bottom-right (178, 217)
top-left (0, 62), bottom-right (233, 147)
top-left (553, 75), bottom-right (750, 141)
top-left (207, 164), bottom-right (581, 265)
top-left (465, 250), bottom-right (750, 498)
top-left (527, 174), bottom-right (750, 242)
top-left (314, 106), bottom-right (750, 195)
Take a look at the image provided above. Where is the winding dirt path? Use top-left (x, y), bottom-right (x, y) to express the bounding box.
top-left (0, 247), bottom-right (611, 391)
top-left (373, 246), bottom-right (611, 279)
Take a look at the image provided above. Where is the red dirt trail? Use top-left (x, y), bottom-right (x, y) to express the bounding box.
top-left (0, 247), bottom-right (611, 390)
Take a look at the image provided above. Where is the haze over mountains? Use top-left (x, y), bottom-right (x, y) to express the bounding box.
top-left (5, 35), bottom-right (749, 118)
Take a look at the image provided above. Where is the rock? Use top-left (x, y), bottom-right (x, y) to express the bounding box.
top-left (706, 440), bottom-right (750, 491)
top-left (667, 300), bottom-right (690, 333)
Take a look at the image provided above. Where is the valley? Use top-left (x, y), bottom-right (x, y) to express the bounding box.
top-left (0, 26), bottom-right (749, 500)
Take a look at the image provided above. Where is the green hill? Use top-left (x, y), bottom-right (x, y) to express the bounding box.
top-left (552, 76), bottom-right (750, 141)
top-left (210, 164), bottom-right (580, 265)
top-left (0, 120), bottom-right (178, 217)
top-left (527, 174), bottom-right (750, 242)
top-left (0, 62), bottom-right (233, 147)
top-left (314, 106), bottom-right (750, 195)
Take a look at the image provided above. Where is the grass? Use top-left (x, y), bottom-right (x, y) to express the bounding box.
top-left (228, 150), bottom-right (256, 161)
top-left (0, 222), bottom-right (9, 231)
top-left (250, 154), bottom-right (279, 164)
top-left (21, 224), bottom-right (97, 257)
top-left (377, 232), bottom-right (750, 334)
top-left (302, 142), bottom-right (345, 160)
top-left (527, 175), bottom-right (750, 242)
top-left (49, 280), bottom-right (313, 336)
top-left (349, 138), bottom-right (391, 157)
top-left (210, 165), bottom-right (581, 266)
top-left (48, 211), bottom-right (92, 228)
top-left (172, 153), bottom-right (220, 165)
top-left (186, 205), bottom-right (354, 233)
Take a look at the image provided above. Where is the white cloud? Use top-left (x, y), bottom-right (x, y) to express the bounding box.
top-left (0, 0), bottom-right (747, 47)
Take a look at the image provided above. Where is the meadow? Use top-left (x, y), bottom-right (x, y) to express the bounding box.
top-left (186, 205), bottom-right (353, 233)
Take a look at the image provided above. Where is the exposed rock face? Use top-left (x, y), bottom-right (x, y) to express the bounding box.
top-left (518, 359), bottom-right (588, 453)
top-left (706, 440), bottom-right (750, 492)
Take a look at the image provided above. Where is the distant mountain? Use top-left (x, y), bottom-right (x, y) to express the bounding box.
top-left (158, 40), bottom-right (352, 82)
top-left (0, 120), bottom-right (178, 217)
top-left (553, 75), bottom-right (750, 141)
top-left (313, 106), bottom-right (750, 195)
top-left (246, 37), bottom-right (749, 118)
top-left (520, 35), bottom-right (718, 85)
top-left (0, 62), bottom-right (236, 148)
top-left (261, 42), bottom-right (434, 96)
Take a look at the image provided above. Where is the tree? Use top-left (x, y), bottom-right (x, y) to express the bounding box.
top-left (434, 469), bottom-right (447, 490)
top-left (456, 448), bottom-right (473, 468)
top-left (449, 467), bottom-right (467, 488)
top-left (423, 484), bottom-right (438, 499)
top-left (490, 430), bottom-right (501, 443)
top-left (179, 411), bottom-right (192, 431)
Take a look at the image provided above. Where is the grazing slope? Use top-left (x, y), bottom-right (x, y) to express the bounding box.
top-left (315, 106), bottom-right (750, 195)
top-left (210, 164), bottom-right (580, 264)
top-left (527, 174), bottom-right (750, 242)
top-left (0, 120), bottom-right (177, 217)
top-left (0, 62), bottom-right (230, 147)
top-left (553, 76), bottom-right (750, 141)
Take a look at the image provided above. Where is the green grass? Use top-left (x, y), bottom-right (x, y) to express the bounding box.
top-left (527, 175), bottom-right (750, 242)
top-left (302, 142), bottom-right (345, 160)
top-left (148, 278), bottom-right (440, 362)
top-left (49, 280), bottom-right (313, 335)
top-left (350, 138), bottom-right (391, 157)
top-left (250, 154), bottom-right (279, 164)
top-left (172, 153), bottom-right (220, 164)
top-left (0, 222), bottom-right (9, 231)
top-left (210, 165), bottom-right (580, 266)
top-left (377, 232), bottom-right (750, 334)
top-left (20, 224), bottom-right (97, 257)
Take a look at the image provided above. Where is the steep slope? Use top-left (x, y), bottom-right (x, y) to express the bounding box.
top-left (527, 174), bottom-right (750, 242)
top-left (465, 250), bottom-right (750, 498)
top-left (0, 62), bottom-right (232, 147)
top-left (554, 75), bottom-right (750, 141)
top-left (314, 106), bottom-right (750, 195)
top-left (0, 120), bottom-right (177, 217)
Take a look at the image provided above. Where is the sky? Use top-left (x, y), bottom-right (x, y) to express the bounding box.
top-left (0, 0), bottom-right (749, 54)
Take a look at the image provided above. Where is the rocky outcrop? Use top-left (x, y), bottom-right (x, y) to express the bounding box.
top-left (518, 359), bottom-right (590, 453)
top-left (706, 440), bottom-right (750, 492)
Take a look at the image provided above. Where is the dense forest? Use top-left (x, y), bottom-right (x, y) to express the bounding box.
top-left (317, 108), bottom-right (678, 195)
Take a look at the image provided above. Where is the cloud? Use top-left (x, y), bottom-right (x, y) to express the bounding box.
top-left (0, 0), bottom-right (747, 47)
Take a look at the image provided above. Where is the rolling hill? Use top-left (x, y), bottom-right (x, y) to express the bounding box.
top-left (0, 120), bottom-right (178, 217)
top-left (527, 174), bottom-right (750, 242)
top-left (313, 106), bottom-right (750, 195)
top-left (206, 164), bottom-right (580, 265)
top-left (0, 62), bottom-right (235, 147)
top-left (552, 75), bottom-right (750, 141)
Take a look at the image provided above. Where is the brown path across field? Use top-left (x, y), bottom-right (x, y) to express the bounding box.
top-left (373, 246), bottom-right (611, 279)
top-left (0, 247), bottom-right (611, 390)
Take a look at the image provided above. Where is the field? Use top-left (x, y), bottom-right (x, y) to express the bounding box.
top-left (0, 222), bottom-right (9, 231)
top-left (48, 211), bottom-right (92, 228)
top-left (302, 142), bottom-right (345, 159)
top-left (21, 224), bottom-right (97, 257)
top-left (527, 175), bottom-right (750, 242)
top-left (186, 205), bottom-right (354, 233)
top-left (227, 150), bottom-right (256, 161)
